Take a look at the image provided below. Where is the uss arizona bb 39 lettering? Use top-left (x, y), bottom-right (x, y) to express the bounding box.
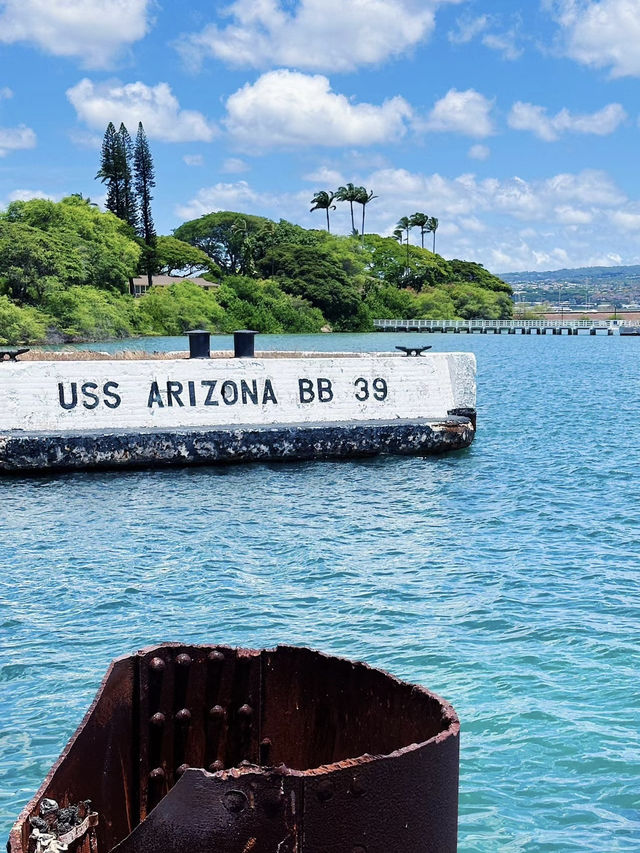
top-left (55, 375), bottom-right (391, 411)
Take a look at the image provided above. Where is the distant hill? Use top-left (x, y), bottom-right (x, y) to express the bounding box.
top-left (501, 265), bottom-right (640, 285)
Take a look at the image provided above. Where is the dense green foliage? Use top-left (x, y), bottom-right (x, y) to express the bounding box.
top-left (0, 200), bottom-right (512, 344)
top-left (155, 236), bottom-right (219, 277)
top-left (0, 196), bottom-right (140, 301)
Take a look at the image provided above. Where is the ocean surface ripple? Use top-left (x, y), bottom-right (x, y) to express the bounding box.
top-left (1, 332), bottom-right (639, 851)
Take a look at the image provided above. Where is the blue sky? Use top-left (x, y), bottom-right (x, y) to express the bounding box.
top-left (2, 0), bottom-right (640, 273)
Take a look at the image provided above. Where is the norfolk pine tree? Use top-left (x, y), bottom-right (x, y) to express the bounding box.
top-left (134, 122), bottom-right (156, 288)
top-left (118, 123), bottom-right (138, 230)
top-left (96, 122), bottom-right (124, 219)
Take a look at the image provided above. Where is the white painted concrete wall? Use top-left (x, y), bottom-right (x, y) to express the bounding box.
top-left (0, 353), bottom-right (476, 432)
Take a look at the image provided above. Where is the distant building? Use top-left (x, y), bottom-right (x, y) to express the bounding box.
top-left (131, 275), bottom-right (218, 297)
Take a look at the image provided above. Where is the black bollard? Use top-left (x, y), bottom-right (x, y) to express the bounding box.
top-left (233, 330), bottom-right (257, 358)
top-left (187, 330), bottom-right (211, 359)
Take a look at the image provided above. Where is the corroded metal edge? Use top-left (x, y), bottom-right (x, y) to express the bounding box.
top-left (133, 642), bottom-right (461, 762)
top-left (8, 644), bottom-right (459, 853)
top-left (7, 654), bottom-right (128, 853)
top-left (0, 417), bottom-right (475, 473)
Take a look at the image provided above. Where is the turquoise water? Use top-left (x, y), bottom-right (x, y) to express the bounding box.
top-left (1, 332), bottom-right (639, 850)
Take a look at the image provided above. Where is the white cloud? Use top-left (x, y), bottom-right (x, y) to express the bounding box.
top-left (225, 70), bottom-right (412, 150)
top-left (356, 166), bottom-right (629, 269)
top-left (183, 154), bottom-right (204, 167)
top-left (554, 205), bottom-right (593, 224)
top-left (67, 79), bottom-right (217, 143)
top-left (69, 129), bottom-right (102, 149)
top-left (0, 0), bottom-right (152, 69)
top-left (468, 143), bottom-right (490, 160)
top-left (448, 14), bottom-right (488, 43)
top-left (549, 0), bottom-right (640, 77)
top-left (175, 180), bottom-right (270, 220)
top-left (222, 157), bottom-right (250, 174)
top-left (448, 13), bottom-right (522, 59)
top-left (178, 0), bottom-right (461, 73)
top-left (1, 188), bottom-right (57, 209)
top-left (610, 210), bottom-right (640, 231)
top-left (0, 124), bottom-right (36, 157)
top-left (7, 188), bottom-right (55, 202)
top-left (482, 30), bottom-right (522, 60)
top-left (508, 101), bottom-right (626, 141)
top-left (303, 166), bottom-right (345, 185)
top-left (0, 87), bottom-right (12, 100)
top-left (174, 166), bottom-right (640, 271)
top-left (422, 89), bottom-right (495, 138)
top-left (458, 216), bottom-right (486, 232)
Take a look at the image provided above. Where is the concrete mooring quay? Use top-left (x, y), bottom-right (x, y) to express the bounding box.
top-left (374, 318), bottom-right (636, 335)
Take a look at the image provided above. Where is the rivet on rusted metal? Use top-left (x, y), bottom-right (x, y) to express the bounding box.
top-left (208, 759), bottom-right (224, 772)
top-left (209, 704), bottom-right (226, 720)
top-left (223, 790), bottom-right (248, 814)
top-left (350, 777), bottom-right (366, 797)
top-left (175, 708), bottom-right (191, 724)
top-left (149, 657), bottom-right (165, 672)
top-left (237, 703), bottom-right (253, 719)
top-left (208, 649), bottom-right (225, 662)
top-left (316, 779), bottom-right (335, 803)
top-left (176, 653), bottom-right (192, 667)
top-left (259, 737), bottom-right (272, 765)
top-left (176, 764), bottom-right (189, 777)
top-left (150, 712), bottom-right (165, 727)
top-left (149, 767), bottom-right (165, 780)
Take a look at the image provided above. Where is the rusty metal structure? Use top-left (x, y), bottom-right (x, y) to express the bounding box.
top-left (8, 645), bottom-right (459, 853)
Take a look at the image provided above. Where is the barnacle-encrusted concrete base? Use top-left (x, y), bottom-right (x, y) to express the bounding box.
top-left (0, 416), bottom-right (474, 473)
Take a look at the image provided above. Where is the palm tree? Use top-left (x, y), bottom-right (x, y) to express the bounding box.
top-left (409, 212), bottom-right (430, 249)
top-left (310, 190), bottom-right (337, 233)
top-left (396, 215), bottom-right (413, 269)
top-left (429, 216), bottom-right (439, 253)
top-left (392, 228), bottom-right (404, 243)
top-left (356, 186), bottom-right (378, 242)
top-left (335, 182), bottom-right (361, 233)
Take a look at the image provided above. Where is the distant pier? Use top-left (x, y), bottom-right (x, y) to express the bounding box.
top-left (373, 318), bottom-right (637, 335)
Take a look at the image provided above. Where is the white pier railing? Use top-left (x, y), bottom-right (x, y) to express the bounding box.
top-left (373, 318), bottom-right (633, 334)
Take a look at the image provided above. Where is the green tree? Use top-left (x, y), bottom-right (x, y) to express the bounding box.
top-left (96, 122), bottom-right (127, 221)
top-left (364, 282), bottom-right (418, 320)
top-left (447, 259), bottom-right (511, 293)
top-left (134, 122), bottom-right (156, 288)
top-left (118, 123), bottom-right (138, 230)
top-left (155, 236), bottom-right (219, 277)
top-left (362, 234), bottom-right (451, 290)
top-left (257, 243), bottom-right (368, 330)
top-left (414, 288), bottom-right (457, 319)
top-left (216, 276), bottom-right (325, 333)
top-left (174, 211), bottom-right (273, 274)
top-left (396, 216), bottom-right (413, 270)
top-left (136, 280), bottom-right (226, 335)
top-left (356, 186), bottom-right (377, 242)
top-left (409, 212), bottom-right (430, 249)
top-left (447, 283), bottom-right (513, 319)
top-left (0, 196), bottom-right (141, 300)
top-left (0, 294), bottom-right (48, 343)
top-left (335, 182), bottom-right (361, 234)
top-left (310, 190), bottom-right (337, 232)
top-left (43, 285), bottom-right (139, 340)
top-left (429, 216), bottom-right (439, 253)
top-left (0, 220), bottom-right (83, 303)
